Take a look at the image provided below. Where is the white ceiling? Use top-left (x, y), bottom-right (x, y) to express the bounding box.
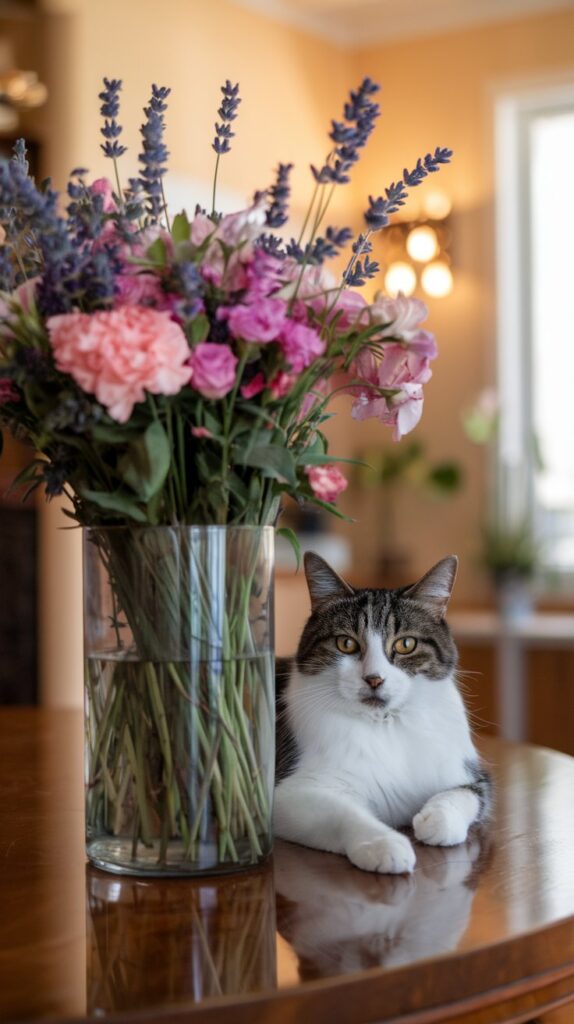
top-left (234, 0), bottom-right (574, 47)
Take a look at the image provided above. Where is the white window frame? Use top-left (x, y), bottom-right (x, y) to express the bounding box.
top-left (494, 78), bottom-right (574, 590)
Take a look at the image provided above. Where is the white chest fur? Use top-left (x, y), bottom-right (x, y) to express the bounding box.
top-left (284, 669), bottom-right (477, 829)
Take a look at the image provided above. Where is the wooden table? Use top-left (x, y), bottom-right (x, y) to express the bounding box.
top-left (2, 709), bottom-right (574, 1024)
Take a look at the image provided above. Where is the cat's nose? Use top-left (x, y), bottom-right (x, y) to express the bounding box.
top-left (363, 674), bottom-right (384, 690)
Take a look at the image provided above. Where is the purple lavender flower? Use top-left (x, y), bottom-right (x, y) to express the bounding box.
top-left (364, 147), bottom-right (453, 231)
top-left (345, 253), bottom-right (379, 287)
top-left (99, 78), bottom-right (127, 159)
top-left (138, 84), bottom-right (171, 221)
top-left (213, 80), bottom-right (241, 155)
top-left (265, 162), bottom-right (293, 228)
top-left (312, 78), bottom-right (381, 186)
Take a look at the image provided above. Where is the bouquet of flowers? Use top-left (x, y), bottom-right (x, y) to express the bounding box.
top-left (0, 76), bottom-right (451, 873)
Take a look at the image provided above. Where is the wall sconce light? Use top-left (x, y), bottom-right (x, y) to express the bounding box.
top-left (0, 70), bottom-right (48, 111)
top-left (380, 190), bottom-right (453, 299)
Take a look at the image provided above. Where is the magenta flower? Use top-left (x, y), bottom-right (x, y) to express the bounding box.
top-left (47, 306), bottom-right (192, 423)
top-left (90, 177), bottom-right (117, 214)
top-left (188, 342), bottom-right (238, 400)
top-left (306, 464), bottom-right (348, 503)
top-left (240, 372), bottom-right (266, 400)
top-left (270, 371), bottom-right (295, 398)
top-left (224, 297), bottom-right (287, 343)
top-left (279, 319), bottom-right (325, 372)
top-left (0, 378), bottom-right (19, 404)
top-left (115, 271), bottom-right (166, 308)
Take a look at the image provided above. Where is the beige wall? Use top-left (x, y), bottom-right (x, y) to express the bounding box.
top-left (32, 2), bottom-right (574, 693)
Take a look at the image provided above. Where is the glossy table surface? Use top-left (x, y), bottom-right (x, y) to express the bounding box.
top-left (2, 709), bottom-right (574, 1024)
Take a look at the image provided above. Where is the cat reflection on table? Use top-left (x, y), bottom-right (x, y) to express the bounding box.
top-left (274, 553), bottom-right (492, 874)
top-left (274, 835), bottom-right (488, 979)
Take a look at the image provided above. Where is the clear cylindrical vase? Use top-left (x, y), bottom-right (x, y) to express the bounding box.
top-left (83, 525), bottom-right (275, 876)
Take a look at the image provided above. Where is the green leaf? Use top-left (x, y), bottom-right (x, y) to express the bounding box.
top-left (298, 453), bottom-right (369, 468)
top-left (190, 314), bottom-right (210, 344)
top-left (277, 526), bottom-right (302, 571)
top-left (118, 421), bottom-right (171, 502)
top-left (171, 211), bottom-right (190, 244)
top-left (92, 423), bottom-right (138, 444)
top-left (307, 495), bottom-right (355, 522)
top-left (146, 238), bottom-right (167, 267)
top-left (236, 443), bottom-right (297, 486)
top-left (80, 489), bottom-right (147, 522)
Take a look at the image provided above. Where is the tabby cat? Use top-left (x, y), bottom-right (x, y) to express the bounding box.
top-left (274, 553), bottom-right (491, 874)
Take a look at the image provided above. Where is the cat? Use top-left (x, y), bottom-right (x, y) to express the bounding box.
top-left (274, 552), bottom-right (492, 874)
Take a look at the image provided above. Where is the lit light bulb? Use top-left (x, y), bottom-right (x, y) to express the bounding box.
top-left (422, 190), bottom-right (452, 220)
top-left (406, 225), bottom-right (439, 263)
top-left (384, 261), bottom-right (417, 298)
top-left (421, 260), bottom-right (453, 298)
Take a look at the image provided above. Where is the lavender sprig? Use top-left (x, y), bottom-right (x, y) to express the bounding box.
top-left (265, 162), bottom-right (293, 228)
top-left (211, 80), bottom-right (241, 214)
top-left (364, 146), bottom-right (453, 231)
top-left (138, 84), bottom-right (171, 227)
top-left (311, 77), bottom-right (380, 187)
top-left (99, 78), bottom-right (127, 160)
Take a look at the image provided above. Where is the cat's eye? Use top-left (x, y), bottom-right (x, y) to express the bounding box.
top-left (393, 636), bottom-right (418, 655)
top-left (336, 635), bottom-right (359, 655)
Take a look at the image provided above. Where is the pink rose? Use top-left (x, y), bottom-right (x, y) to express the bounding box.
top-left (279, 319), bottom-right (325, 372)
top-left (224, 298), bottom-right (287, 343)
top-left (47, 306), bottom-right (192, 423)
top-left (240, 372), bottom-right (266, 399)
top-left (0, 378), bottom-right (19, 404)
top-left (188, 343), bottom-right (238, 400)
top-left (305, 465), bottom-right (348, 504)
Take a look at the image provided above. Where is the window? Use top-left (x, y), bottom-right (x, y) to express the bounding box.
top-left (495, 82), bottom-right (574, 579)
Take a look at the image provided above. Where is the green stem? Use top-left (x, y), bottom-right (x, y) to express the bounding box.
top-left (211, 152), bottom-right (221, 216)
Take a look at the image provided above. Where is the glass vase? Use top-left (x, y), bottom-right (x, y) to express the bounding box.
top-left (83, 525), bottom-right (275, 876)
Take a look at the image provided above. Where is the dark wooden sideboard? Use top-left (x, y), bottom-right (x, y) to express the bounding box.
top-left (1, 708), bottom-right (574, 1023)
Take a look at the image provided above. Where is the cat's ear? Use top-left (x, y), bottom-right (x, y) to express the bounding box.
top-left (402, 555), bottom-right (458, 617)
top-left (304, 552), bottom-right (354, 610)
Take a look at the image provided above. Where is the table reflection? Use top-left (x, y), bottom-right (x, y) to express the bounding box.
top-left (86, 863), bottom-right (277, 1014)
top-left (274, 833), bottom-right (492, 982)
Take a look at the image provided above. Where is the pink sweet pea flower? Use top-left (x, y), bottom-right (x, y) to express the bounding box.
top-left (115, 271), bottom-right (166, 308)
top-left (305, 465), bottom-right (348, 503)
top-left (0, 277), bottom-right (40, 323)
top-left (349, 342), bottom-right (436, 441)
top-left (188, 342), bottom-right (238, 400)
top-left (279, 319), bottom-right (325, 372)
top-left (370, 294), bottom-right (428, 341)
top-left (47, 306), bottom-right (192, 423)
top-left (224, 297), bottom-right (288, 343)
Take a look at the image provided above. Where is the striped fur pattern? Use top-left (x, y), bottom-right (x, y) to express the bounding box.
top-left (274, 552), bottom-right (492, 874)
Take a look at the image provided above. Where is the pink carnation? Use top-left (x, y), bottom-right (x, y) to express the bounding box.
top-left (224, 298), bottom-right (288, 343)
top-left (188, 343), bottom-right (238, 400)
top-left (306, 465), bottom-right (348, 504)
top-left (279, 319), bottom-right (325, 372)
top-left (47, 306), bottom-right (192, 423)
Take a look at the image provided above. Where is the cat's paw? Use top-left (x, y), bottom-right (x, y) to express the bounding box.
top-left (413, 800), bottom-right (469, 847)
top-left (348, 832), bottom-right (416, 874)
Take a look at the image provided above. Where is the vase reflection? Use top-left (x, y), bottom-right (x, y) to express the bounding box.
top-left (274, 833), bottom-right (491, 981)
top-left (86, 862), bottom-right (276, 1014)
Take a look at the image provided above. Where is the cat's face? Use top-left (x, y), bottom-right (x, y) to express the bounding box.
top-left (296, 554), bottom-right (458, 720)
